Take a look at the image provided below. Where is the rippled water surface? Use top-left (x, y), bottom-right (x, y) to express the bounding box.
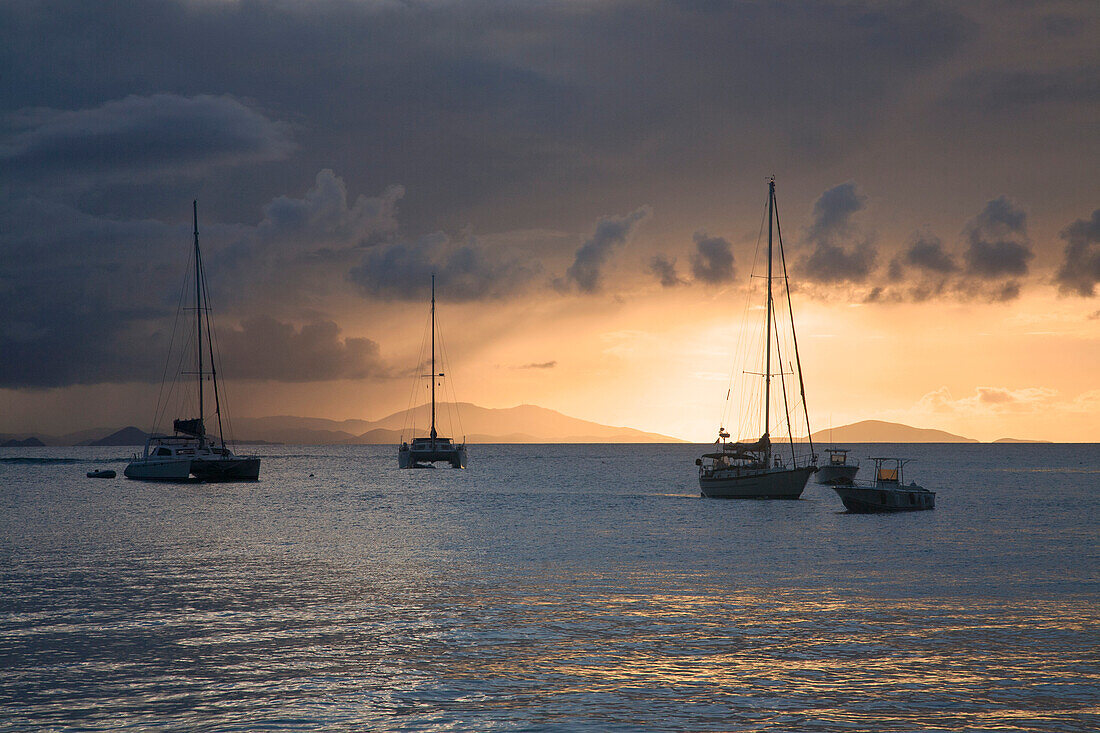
top-left (1, 443), bottom-right (1098, 731)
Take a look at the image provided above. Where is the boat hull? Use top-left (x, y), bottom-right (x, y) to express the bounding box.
top-left (399, 446), bottom-right (467, 469)
top-left (190, 457), bottom-right (261, 482)
top-left (816, 464), bottom-right (860, 485)
top-left (124, 458), bottom-right (195, 482)
top-left (699, 465), bottom-right (814, 499)
top-left (832, 485), bottom-right (935, 512)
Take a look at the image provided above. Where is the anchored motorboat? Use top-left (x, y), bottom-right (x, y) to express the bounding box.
top-left (815, 448), bottom-right (860, 484)
top-left (831, 458), bottom-right (935, 512)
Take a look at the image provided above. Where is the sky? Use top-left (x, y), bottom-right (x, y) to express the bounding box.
top-left (1, 0), bottom-right (1098, 443)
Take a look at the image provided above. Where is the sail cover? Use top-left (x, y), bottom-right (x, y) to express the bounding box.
top-left (173, 418), bottom-right (205, 437)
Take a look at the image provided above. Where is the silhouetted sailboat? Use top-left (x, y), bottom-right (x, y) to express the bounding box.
top-left (696, 178), bottom-right (816, 498)
top-left (125, 202), bottom-right (260, 482)
top-left (398, 276), bottom-right (467, 469)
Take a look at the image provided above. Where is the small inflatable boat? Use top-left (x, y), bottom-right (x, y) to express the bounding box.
top-left (87, 469), bottom-right (116, 479)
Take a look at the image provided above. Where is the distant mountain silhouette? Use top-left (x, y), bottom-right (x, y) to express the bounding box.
top-left (230, 403), bottom-right (683, 444)
top-left (1, 436), bottom-right (45, 447)
top-left (993, 437), bottom-right (1053, 444)
top-left (86, 426), bottom-right (149, 446)
top-left (812, 419), bottom-right (978, 443)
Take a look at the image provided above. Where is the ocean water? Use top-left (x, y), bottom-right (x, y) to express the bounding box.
top-left (1, 443), bottom-right (1097, 732)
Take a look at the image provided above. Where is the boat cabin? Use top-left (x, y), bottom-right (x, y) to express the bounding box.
top-left (871, 458), bottom-right (908, 487)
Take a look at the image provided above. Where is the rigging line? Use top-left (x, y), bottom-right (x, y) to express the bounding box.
top-left (435, 306), bottom-right (464, 443)
top-left (773, 192), bottom-right (814, 459)
top-left (197, 237), bottom-right (226, 448)
top-left (151, 244), bottom-right (193, 436)
top-left (402, 304), bottom-right (432, 439)
top-left (771, 290), bottom-right (797, 462)
top-left (199, 252), bottom-right (232, 447)
top-left (723, 187), bottom-right (771, 440)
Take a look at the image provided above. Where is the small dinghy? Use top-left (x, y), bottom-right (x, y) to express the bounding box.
top-left (87, 469), bottom-right (117, 479)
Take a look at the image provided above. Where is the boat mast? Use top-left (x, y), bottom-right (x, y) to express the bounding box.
top-left (763, 177), bottom-right (774, 459)
top-left (194, 200), bottom-right (204, 447)
top-left (430, 273), bottom-right (437, 443)
top-left (200, 245), bottom-right (227, 450)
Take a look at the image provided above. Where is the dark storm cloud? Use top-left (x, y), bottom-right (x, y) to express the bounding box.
top-left (691, 233), bottom-right (736, 284)
top-left (0, 172), bottom-right (402, 388)
top-left (1, 94), bottom-right (293, 180)
top-left (1055, 209), bottom-right (1100, 297)
top-left (797, 182), bottom-right (877, 284)
top-left (349, 232), bottom-right (540, 302)
top-left (648, 254), bottom-right (685, 288)
top-left (963, 196), bottom-right (1034, 278)
top-left (560, 207), bottom-right (651, 293)
top-left (0, 0), bottom-right (974, 230)
top-left (216, 317), bottom-right (387, 381)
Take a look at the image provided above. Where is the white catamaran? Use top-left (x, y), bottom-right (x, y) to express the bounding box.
top-left (398, 275), bottom-right (467, 469)
top-left (696, 178), bottom-right (817, 498)
top-left (125, 202), bottom-right (260, 482)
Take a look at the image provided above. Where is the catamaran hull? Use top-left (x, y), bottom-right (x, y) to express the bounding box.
top-left (399, 447), bottom-right (467, 469)
top-left (699, 466), bottom-right (814, 499)
top-left (124, 459), bottom-right (196, 482)
top-left (190, 457), bottom-right (261, 482)
top-left (833, 485), bottom-right (935, 513)
top-left (815, 464), bottom-right (860, 484)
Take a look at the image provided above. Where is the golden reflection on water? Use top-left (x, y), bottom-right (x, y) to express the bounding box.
top-left (430, 585), bottom-right (1100, 728)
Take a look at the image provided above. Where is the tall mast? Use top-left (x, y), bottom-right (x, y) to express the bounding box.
top-left (763, 177), bottom-right (774, 450)
top-left (430, 274), bottom-right (437, 442)
top-left (194, 200), bottom-right (204, 445)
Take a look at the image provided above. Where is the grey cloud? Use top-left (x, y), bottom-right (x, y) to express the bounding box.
top-left (885, 233), bottom-right (958, 300)
top-left (797, 182), bottom-right (877, 283)
top-left (259, 170), bottom-right (403, 247)
top-left (904, 234), bottom-right (957, 273)
top-left (963, 196), bottom-right (1034, 278)
top-left (807, 182), bottom-right (866, 244)
top-left (691, 233), bottom-right (736, 284)
top-left (561, 207), bottom-right (651, 293)
top-left (0, 1), bottom-right (973, 231)
top-left (1, 94), bottom-right (293, 181)
top-left (648, 254), bottom-right (685, 288)
top-left (215, 316), bottom-right (386, 381)
top-left (0, 171), bottom-right (403, 388)
top-left (800, 241), bottom-right (878, 284)
top-left (1055, 209), bottom-right (1100, 297)
top-left (518, 361), bottom-right (557, 370)
top-left (349, 232), bottom-right (540, 302)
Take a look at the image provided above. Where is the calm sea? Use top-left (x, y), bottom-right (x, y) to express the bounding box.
top-left (1, 443), bottom-right (1097, 731)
